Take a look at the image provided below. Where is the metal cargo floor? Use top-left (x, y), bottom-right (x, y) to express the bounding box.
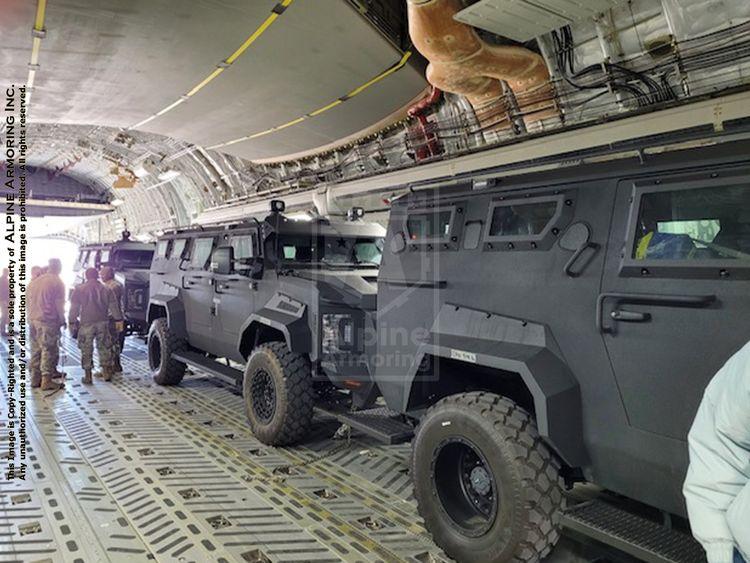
top-left (1, 335), bottom-right (671, 563)
top-left (0, 335), bottom-right (447, 563)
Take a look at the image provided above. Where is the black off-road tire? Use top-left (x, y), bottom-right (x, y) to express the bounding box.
top-left (147, 318), bottom-right (186, 386)
top-left (243, 342), bottom-right (314, 446)
top-left (411, 392), bottom-right (565, 563)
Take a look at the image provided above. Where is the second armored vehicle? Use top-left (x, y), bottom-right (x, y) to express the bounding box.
top-left (74, 232), bottom-right (155, 336)
top-left (146, 203), bottom-right (385, 445)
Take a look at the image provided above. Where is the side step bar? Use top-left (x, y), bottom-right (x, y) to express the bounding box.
top-left (171, 352), bottom-right (414, 445)
top-left (315, 404), bottom-right (414, 445)
top-left (172, 351), bottom-right (242, 385)
top-left (562, 500), bottom-right (706, 563)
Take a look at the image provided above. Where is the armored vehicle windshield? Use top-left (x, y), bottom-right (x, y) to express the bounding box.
top-left (267, 216), bottom-right (384, 268)
top-left (276, 234), bottom-right (382, 266)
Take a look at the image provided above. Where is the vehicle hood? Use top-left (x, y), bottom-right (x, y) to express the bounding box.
top-left (115, 269), bottom-right (150, 286)
top-left (287, 270), bottom-right (378, 310)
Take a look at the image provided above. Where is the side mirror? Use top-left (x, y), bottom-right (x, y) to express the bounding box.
top-left (248, 256), bottom-right (264, 279)
top-left (211, 246), bottom-right (234, 275)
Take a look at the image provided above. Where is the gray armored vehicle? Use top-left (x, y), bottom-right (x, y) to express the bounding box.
top-left (146, 203), bottom-right (386, 445)
top-left (375, 139), bottom-right (750, 562)
top-left (74, 232), bottom-right (155, 336)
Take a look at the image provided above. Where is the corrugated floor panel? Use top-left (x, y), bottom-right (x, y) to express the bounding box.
top-left (1, 335), bottom-right (447, 563)
top-left (1, 333), bottom-right (638, 563)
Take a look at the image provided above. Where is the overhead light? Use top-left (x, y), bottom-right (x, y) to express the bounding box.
top-left (287, 212), bottom-right (312, 221)
top-left (111, 198), bottom-right (124, 207)
top-left (157, 170), bottom-right (181, 182)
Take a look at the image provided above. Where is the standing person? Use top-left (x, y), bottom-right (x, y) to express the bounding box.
top-left (31, 265), bottom-right (42, 280)
top-left (0, 267), bottom-right (9, 337)
top-left (100, 266), bottom-right (125, 374)
top-left (684, 341), bottom-right (750, 563)
top-left (29, 258), bottom-right (66, 391)
top-left (68, 267), bottom-right (122, 384)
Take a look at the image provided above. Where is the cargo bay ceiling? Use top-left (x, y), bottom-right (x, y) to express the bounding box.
top-left (0, 0), bottom-right (426, 239)
top-left (2, 0), bottom-right (750, 242)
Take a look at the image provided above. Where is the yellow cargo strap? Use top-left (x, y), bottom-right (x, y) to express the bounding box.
top-left (208, 50), bottom-right (414, 149)
top-left (131, 0), bottom-right (295, 129)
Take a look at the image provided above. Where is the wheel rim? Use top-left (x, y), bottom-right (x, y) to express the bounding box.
top-left (148, 333), bottom-right (162, 371)
top-left (432, 437), bottom-right (498, 537)
top-left (251, 369), bottom-right (277, 424)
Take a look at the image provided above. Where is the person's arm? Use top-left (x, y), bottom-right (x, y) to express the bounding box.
top-left (107, 287), bottom-right (123, 321)
top-left (728, 480), bottom-right (750, 561)
top-left (717, 353), bottom-right (750, 560)
top-left (68, 289), bottom-right (80, 326)
top-left (55, 280), bottom-right (66, 326)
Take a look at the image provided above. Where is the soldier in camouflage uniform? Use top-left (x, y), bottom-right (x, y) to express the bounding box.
top-left (100, 266), bottom-right (125, 374)
top-left (28, 259), bottom-right (67, 390)
top-left (68, 267), bottom-right (123, 384)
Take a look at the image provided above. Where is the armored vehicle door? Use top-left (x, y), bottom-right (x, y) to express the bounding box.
top-left (600, 167), bottom-right (750, 441)
top-left (181, 236), bottom-right (216, 351)
top-left (212, 231), bottom-right (259, 362)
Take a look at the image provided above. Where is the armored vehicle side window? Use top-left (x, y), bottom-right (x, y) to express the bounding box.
top-left (230, 235), bottom-right (254, 259)
top-left (156, 240), bottom-right (169, 258)
top-left (230, 235), bottom-right (255, 274)
top-left (633, 184), bottom-right (750, 261)
top-left (407, 210), bottom-right (452, 240)
top-left (190, 237), bottom-right (214, 269)
top-left (172, 238), bottom-right (187, 260)
top-left (354, 239), bottom-right (383, 265)
top-left (487, 200), bottom-right (558, 238)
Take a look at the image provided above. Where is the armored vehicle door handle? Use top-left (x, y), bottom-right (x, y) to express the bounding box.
top-left (381, 278), bottom-right (447, 289)
top-left (597, 292), bottom-right (716, 333)
top-left (610, 309), bottom-right (650, 323)
top-left (563, 242), bottom-right (598, 278)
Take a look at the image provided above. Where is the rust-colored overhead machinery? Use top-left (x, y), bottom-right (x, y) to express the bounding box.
top-left (406, 0), bottom-right (556, 129)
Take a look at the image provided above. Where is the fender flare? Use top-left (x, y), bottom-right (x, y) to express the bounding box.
top-left (408, 304), bottom-right (587, 467)
top-left (147, 295), bottom-right (187, 339)
top-left (236, 293), bottom-right (312, 359)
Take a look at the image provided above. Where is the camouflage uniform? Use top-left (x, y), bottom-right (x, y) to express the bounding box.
top-left (28, 272), bottom-right (66, 389)
top-left (30, 323), bottom-right (62, 381)
top-left (77, 321), bottom-right (112, 371)
top-left (69, 279), bottom-right (122, 382)
top-left (103, 278), bottom-right (125, 371)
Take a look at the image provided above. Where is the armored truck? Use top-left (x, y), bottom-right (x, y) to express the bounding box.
top-left (74, 233), bottom-right (155, 336)
top-left (146, 204), bottom-right (385, 445)
top-left (375, 138), bottom-right (750, 562)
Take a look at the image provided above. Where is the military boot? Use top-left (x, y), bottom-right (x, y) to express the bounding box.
top-left (31, 372), bottom-right (42, 388)
top-left (41, 375), bottom-right (65, 391)
top-left (82, 369), bottom-right (93, 385)
top-left (102, 367), bottom-right (113, 382)
top-left (114, 357), bottom-right (123, 374)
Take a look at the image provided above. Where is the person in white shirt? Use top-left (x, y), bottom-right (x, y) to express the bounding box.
top-left (684, 341), bottom-right (750, 563)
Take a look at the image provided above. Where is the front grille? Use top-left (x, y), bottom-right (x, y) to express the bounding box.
top-left (126, 287), bottom-right (146, 313)
top-left (322, 313), bottom-right (354, 356)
